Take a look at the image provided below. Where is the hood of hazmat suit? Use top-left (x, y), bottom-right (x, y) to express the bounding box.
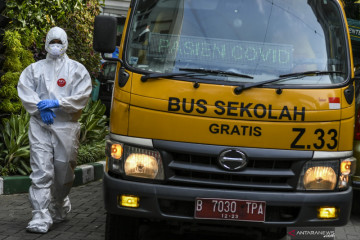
top-left (45, 26), bottom-right (68, 57)
top-left (17, 27), bottom-right (92, 233)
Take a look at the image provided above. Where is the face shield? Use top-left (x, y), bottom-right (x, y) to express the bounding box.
top-left (45, 27), bottom-right (68, 57)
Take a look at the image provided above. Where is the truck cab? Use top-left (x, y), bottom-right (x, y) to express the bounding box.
top-left (93, 0), bottom-right (357, 239)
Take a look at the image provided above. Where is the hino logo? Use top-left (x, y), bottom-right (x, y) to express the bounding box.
top-left (218, 149), bottom-right (248, 171)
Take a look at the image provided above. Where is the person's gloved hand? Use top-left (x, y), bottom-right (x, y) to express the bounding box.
top-left (40, 109), bottom-right (56, 125)
top-left (37, 99), bottom-right (59, 111)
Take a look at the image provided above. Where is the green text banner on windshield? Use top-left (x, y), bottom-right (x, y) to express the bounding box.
top-left (148, 33), bottom-right (294, 72)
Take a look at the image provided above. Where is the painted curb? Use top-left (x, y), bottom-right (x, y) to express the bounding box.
top-left (0, 161), bottom-right (106, 195)
top-left (0, 177), bottom-right (3, 195)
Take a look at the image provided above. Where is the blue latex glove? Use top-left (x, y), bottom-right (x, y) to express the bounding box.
top-left (37, 99), bottom-right (59, 111)
top-left (40, 109), bottom-right (56, 125)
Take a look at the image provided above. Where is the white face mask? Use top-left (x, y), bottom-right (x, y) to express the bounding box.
top-left (48, 43), bottom-right (65, 57)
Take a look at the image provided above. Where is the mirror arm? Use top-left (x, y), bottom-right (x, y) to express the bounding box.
top-left (101, 52), bottom-right (124, 66)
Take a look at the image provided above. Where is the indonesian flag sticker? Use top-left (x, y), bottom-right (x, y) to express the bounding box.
top-left (57, 78), bottom-right (66, 87)
top-left (329, 97), bottom-right (340, 109)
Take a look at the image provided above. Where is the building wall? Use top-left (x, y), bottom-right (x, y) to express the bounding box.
top-left (102, 0), bottom-right (131, 18)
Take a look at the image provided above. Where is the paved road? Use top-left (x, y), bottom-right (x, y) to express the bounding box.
top-left (1, 180), bottom-right (360, 240)
top-left (0, 181), bottom-right (105, 240)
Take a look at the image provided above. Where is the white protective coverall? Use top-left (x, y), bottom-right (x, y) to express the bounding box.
top-left (17, 27), bottom-right (92, 233)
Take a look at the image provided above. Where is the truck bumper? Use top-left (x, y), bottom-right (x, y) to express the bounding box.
top-left (103, 172), bottom-right (352, 227)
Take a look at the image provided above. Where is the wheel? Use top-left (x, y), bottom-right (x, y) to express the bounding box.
top-left (105, 213), bottom-right (140, 240)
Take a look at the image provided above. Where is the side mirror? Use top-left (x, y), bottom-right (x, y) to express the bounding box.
top-left (93, 15), bottom-right (117, 53)
top-left (93, 15), bottom-right (124, 65)
top-left (93, 15), bottom-right (128, 86)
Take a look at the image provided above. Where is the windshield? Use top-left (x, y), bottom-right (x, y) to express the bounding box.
top-left (126, 0), bottom-right (349, 86)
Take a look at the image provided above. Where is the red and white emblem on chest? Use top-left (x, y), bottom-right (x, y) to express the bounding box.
top-left (57, 78), bottom-right (66, 87)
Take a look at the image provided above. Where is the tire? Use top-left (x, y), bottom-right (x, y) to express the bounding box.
top-left (105, 213), bottom-right (140, 240)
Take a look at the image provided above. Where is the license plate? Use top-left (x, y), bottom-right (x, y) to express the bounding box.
top-left (194, 198), bottom-right (266, 222)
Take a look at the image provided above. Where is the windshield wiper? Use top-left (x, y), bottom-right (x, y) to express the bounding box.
top-left (141, 68), bottom-right (253, 82)
top-left (234, 70), bottom-right (343, 94)
top-left (279, 70), bottom-right (343, 78)
top-left (141, 72), bottom-right (205, 82)
top-left (179, 68), bottom-right (254, 79)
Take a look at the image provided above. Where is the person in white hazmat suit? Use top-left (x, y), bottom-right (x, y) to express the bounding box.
top-left (17, 27), bottom-right (92, 233)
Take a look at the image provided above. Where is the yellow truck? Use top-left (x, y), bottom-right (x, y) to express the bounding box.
top-left (93, 0), bottom-right (358, 239)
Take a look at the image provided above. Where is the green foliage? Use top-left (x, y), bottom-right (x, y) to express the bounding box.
top-left (19, 48), bottom-right (36, 69)
top-left (79, 100), bottom-right (109, 145)
top-left (0, 72), bottom-right (20, 104)
top-left (77, 100), bottom-right (108, 164)
top-left (0, 30), bottom-right (35, 114)
top-left (19, 29), bottom-right (38, 49)
top-left (1, 72), bottom-right (21, 86)
top-left (77, 100), bottom-right (108, 165)
top-left (0, 99), bottom-right (22, 113)
top-left (0, 108), bottom-right (31, 176)
top-left (3, 30), bottom-right (35, 72)
top-left (5, 0), bottom-right (83, 48)
top-left (60, 0), bottom-right (102, 79)
top-left (3, 30), bottom-right (22, 51)
top-left (0, 85), bottom-right (17, 98)
top-left (77, 142), bottom-right (106, 165)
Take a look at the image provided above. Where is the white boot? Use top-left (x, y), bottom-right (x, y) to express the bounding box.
top-left (26, 210), bottom-right (53, 233)
top-left (49, 196), bottom-right (71, 223)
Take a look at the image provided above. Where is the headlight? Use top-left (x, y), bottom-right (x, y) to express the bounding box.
top-left (297, 160), bottom-right (339, 191)
top-left (303, 166), bottom-right (337, 190)
top-left (297, 157), bottom-right (356, 191)
top-left (124, 146), bottom-right (163, 179)
top-left (106, 140), bottom-right (164, 180)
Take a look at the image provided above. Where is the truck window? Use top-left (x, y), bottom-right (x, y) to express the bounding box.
top-left (126, 0), bottom-right (349, 86)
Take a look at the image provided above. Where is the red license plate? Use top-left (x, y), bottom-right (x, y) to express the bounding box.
top-left (194, 198), bottom-right (266, 222)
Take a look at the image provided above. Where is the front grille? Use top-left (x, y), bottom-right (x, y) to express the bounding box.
top-left (164, 152), bottom-right (304, 191)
